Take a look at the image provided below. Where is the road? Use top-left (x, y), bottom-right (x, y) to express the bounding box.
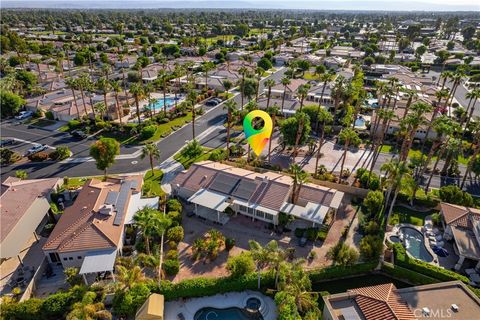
top-left (0, 67), bottom-right (287, 180)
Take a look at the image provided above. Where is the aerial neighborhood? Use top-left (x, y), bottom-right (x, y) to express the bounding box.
top-left (1, 4), bottom-right (480, 320)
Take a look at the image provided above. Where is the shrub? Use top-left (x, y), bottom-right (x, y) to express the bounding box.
top-left (168, 240), bottom-right (178, 249)
top-left (439, 185), bottom-right (473, 207)
top-left (67, 119), bottom-right (81, 130)
top-left (49, 146), bottom-right (71, 161)
top-left (0, 148), bottom-right (21, 165)
top-left (226, 252), bottom-right (256, 278)
top-left (363, 190), bottom-right (384, 216)
top-left (381, 262), bottom-right (438, 286)
top-left (209, 148), bottom-right (227, 161)
top-left (167, 226), bottom-right (184, 243)
top-left (45, 111), bottom-right (54, 120)
top-left (140, 125), bottom-right (157, 140)
top-left (112, 283), bottom-right (150, 317)
top-left (167, 211), bottom-right (182, 225)
top-left (167, 199), bottom-right (182, 212)
top-left (28, 151), bottom-right (49, 162)
top-left (225, 237), bottom-right (236, 251)
top-left (163, 259), bottom-right (180, 276)
top-left (359, 235), bottom-right (383, 261)
top-left (326, 242), bottom-right (359, 266)
top-left (165, 249), bottom-right (179, 260)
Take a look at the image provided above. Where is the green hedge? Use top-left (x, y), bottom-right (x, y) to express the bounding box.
top-left (309, 262), bottom-right (377, 282)
top-left (151, 272), bottom-right (275, 301)
top-left (381, 262), bottom-right (439, 286)
top-left (392, 243), bottom-right (469, 283)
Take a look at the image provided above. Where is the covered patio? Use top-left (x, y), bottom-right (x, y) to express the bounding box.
top-left (79, 249), bottom-right (117, 285)
top-left (188, 189), bottom-right (231, 225)
top-left (280, 201), bottom-right (330, 227)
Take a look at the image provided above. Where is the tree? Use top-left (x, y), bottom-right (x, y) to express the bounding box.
top-left (280, 77), bottom-right (291, 112)
top-left (129, 83), bottom-right (143, 124)
top-left (15, 169), bottom-right (28, 180)
top-left (89, 138), bottom-right (120, 178)
top-left (257, 57), bottom-right (273, 71)
top-left (67, 291), bottom-right (111, 320)
top-left (133, 207), bottom-right (169, 256)
top-left (0, 90), bottom-right (25, 117)
top-left (223, 100), bottom-right (237, 160)
top-left (248, 240), bottom-right (272, 289)
top-left (141, 143), bottom-right (161, 173)
top-left (110, 80), bottom-right (124, 124)
top-left (314, 108), bottom-right (333, 176)
top-left (363, 190), bottom-right (384, 216)
top-left (338, 128), bottom-right (360, 182)
top-left (266, 104), bottom-right (280, 162)
top-left (289, 164), bottom-right (308, 204)
top-left (280, 112), bottom-right (311, 151)
top-left (438, 185), bottom-right (473, 207)
top-left (381, 159), bottom-right (413, 221)
top-left (359, 235), bottom-right (383, 261)
top-left (326, 242), bottom-right (359, 266)
top-left (226, 252), bottom-right (256, 278)
top-left (297, 84), bottom-right (310, 111)
top-left (264, 79), bottom-right (276, 108)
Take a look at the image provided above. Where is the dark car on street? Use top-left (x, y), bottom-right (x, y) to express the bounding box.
top-left (70, 130), bottom-right (88, 140)
top-left (0, 138), bottom-right (16, 147)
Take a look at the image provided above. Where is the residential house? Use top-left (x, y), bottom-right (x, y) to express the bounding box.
top-left (439, 203), bottom-right (480, 271)
top-left (323, 56), bottom-right (347, 70)
top-left (172, 161), bottom-right (344, 227)
top-left (322, 281), bottom-right (480, 320)
top-left (266, 78), bottom-right (308, 100)
top-left (42, 176), bottom-right (158, 281)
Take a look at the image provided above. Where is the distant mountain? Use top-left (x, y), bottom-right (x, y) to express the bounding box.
top-left (1, 0), bottom-right (479, 11)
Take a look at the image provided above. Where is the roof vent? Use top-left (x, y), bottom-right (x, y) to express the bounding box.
top-left (451, 304), bottom-right (459, 312)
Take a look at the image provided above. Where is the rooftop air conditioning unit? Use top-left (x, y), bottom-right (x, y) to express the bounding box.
top-left (451, 304), bottom-right (459, 312)
top-left (422, 307), bottom-right (430, 316)
top-left (99, 204), bottom-right (114, 216)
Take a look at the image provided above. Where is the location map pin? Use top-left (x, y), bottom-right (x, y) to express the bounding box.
top-left (243, 110), bottom-right (273, 157)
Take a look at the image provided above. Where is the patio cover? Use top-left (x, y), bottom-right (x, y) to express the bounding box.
top-left (280, 202), bottom-right (329, 225)
top-left (124, 193), bottom-right (159, 225)
top-left (79, 249), bottom-right (117, 275)
top-left (188, 189), bottom-right (230, 212)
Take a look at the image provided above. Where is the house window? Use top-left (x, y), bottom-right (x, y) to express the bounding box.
top-left (63, 257), bottom-right (67, 261)
top-left (239, 205), bottom-right (247, 212)
top-left (78, 256), bottom-right (82, 260)
top-left (68, 257), bottom-right (73, 260)
top-left (265, 213), bottom-right (274, 221)
top-left (247, 207), bottom-right (254, 215)
top-left (256, 210), bottom-right (265, 219)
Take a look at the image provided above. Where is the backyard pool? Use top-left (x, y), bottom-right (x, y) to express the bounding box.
top-left (354, 116), bottom-right (366, 128)
top-left (399, 227), bottom-right (434, 262)
top-left (147, 97), bottom-right (180, 112)
top-left (194, 307), bottom-right (262, 320)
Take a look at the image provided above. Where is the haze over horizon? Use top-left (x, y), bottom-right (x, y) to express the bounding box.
top-left (2, 0), bottom-right (479, 11)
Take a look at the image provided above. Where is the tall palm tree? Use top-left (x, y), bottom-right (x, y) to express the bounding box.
top-left (381, 159), bottom-right (413, 221)
top-left (110, 80), bottom-right (123, 125)
top-left (461, 121), bottom-right (480, 188)
top-left (96, 77), bottom-right (110, 120)
top-left (266, 104), bottom-right (280, 163)
top-left (264, 79), bottom-right (276, 108)
top-left (289, 163), bottom-right (308, 204)
top-left (400, 88), bottom-right (418, 120)
top-left (115, 265), bottom-right (145, 291)
top-left (129, 83), bottom-right (143, 124)
top-left (314, 108), bottom-right (333, 175)
top-left (77, 74), bottom-right (90, 118)
top-left (293, 112), bottom-right (308, 158)
top-left (463, 89), bottom-right (480, 131)
top-left (66, 291), bottom-right (111, 320)
top-left (238, 66), bottom-right (248, 108)
top-left (315, 72), bottom-right (335, 130)
top-left (446, 71), bottom-right (464, 107)
top-left (331, 75), bottom-right (345, 119)
top-left (398, 102), bottom-right (431, 161)
top-left (223, 99), bottom-right (237, 160)
top-left (141, 143), bottom-right (161, 173)
top-left (338, 128), bottom-right (359, 183)
top-left (248, 240), bottom-right (271, 290)
top-left (280, 76), bottom-right (291, 112)
top-left (94, 102), bottom-right (106, 120)
top-left (66, 78), bottom-right (82, 119)
top-left (297, 84), bottom-right (311, 111)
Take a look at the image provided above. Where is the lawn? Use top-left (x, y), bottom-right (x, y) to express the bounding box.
top-left (63, 175), bottom-right (105, 189)
top-left (174, 148), bottom-right (213, 169)
top-left (27, 118), bottom-right (57, 128)
top-left (380, 144), bottom-right (470, 165)
top-left (388, 206), bottom-right (436, 226)
top-left (143, 112), bottom-right (193, 143)
top-left (304, 72), bottom-right (320, 81)
top-left (142, 169), bottom-right (165, 197)
top-left (204, 35), bottom-right (236, 45)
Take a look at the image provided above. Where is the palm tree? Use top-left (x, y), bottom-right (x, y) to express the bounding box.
top-left (314, 108), bottom-right (333, 175)
top-left (280, 76), bottom-right (291, 112)
top-left (151, 211), bottom-right (172, 287)
top-left (461, 121), bottom-right (480, 188)
top-left (381, 159), bottom-right (413, 221)
top-left (94, 102), bottom-right (106, 120)
top-left (77, 74), bottom-right (90, 118)
top-left (66, 291), bottom-right (111, 320)
top-left (66, 78), bottom-right (82, 119)
top-left (293, 112), bottom-right (308, 158)
top-left (187, 90), bottom-right (198, 140)
top-left (331, 75), bottom-right (345, 119)
top-left (141, 143), bottom-right (161, 173)
top-left (264, 79), bottom-right (276, 108)
top-left (202, 61), bottom-right (215, 91)
top-left (115, 265), bottom-right (145, 291)
top-left (223, 99), bottom-right (237, 160)
top-left (446, 71), bottom-right (464, 107)
top-left (398, 102), bottom-right (431, 161)
top-left (463, 89), bottom-right (480, 131)
top-left (289, 163), bottom-right (309, 204)
top-left (297, 84), bottom-right (311, 111)
top-left (266, 104), bottom-right (280, 163)
top-left (133, 207), bottom-right (164, 255)
top-left (96, 77), bottom-right (110, 120)
top-left (400, 88), bottom-right (418, 120)
top-left (248, 240), bottom-right (272, 289)
top-left (129, 83), bottom-right (143, 124)
top-left (238, 66), bottom-right (248, 108)
top-left (110, 80), bottom-right (123, 125)
top-left (315, 72), bottom-right (335, 130)
top-left (155, 72), bottom-right (169, 116)
top-left (222, 79), bottom-right (233, 97)
top-left (338, 128), bottom-right (359, 183)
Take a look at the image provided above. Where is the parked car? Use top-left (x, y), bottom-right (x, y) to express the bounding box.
top-left (205, 99), bottom-right (220, 106)
top-left (432, 245), bottom-right (449, 257)
top-left (70, 130), bottom-right (88, 140)
top-left (15, 111), bottom-right (33, 120)
top-left (0, 138), bottom-right (16, 147)
top-left (25, 144), bottom-right (48, 156)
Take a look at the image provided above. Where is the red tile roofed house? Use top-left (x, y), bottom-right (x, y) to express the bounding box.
top-left (171, 161), bottom-right (344, 227)
top-left (42, 175), bottom-right (156, 281)
top-left (267, 78), bottom-right (308, 100)
top-left (439, 203), bottom-right (480, 271)
top-left (322, 281), bottom-right (480, 320)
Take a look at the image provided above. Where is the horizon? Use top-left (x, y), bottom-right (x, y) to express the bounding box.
top-left (2, 0), bottom-right (480, 12)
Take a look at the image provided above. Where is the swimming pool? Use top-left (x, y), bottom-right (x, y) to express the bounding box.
top-left (354, 117), bottom-right (366, 127)
top-left (399, 227), bottom-right (433, 262)
top-left (147, 97), bottom-right (179, 112)
top-left (194, 307), bottom-right (263, 320)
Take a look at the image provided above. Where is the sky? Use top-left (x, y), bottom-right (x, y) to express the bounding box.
top-left (2, 0), bottom-right (479, 11)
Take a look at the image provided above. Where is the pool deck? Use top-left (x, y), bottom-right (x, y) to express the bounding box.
top-left (164, 290), bottom-right (277, 320)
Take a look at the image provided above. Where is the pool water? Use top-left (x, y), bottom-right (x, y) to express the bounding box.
top-left (147, 97), bottom-right (179, 112)
top-left (389, 236), bottom-right (401, 243)
top-left (194, 307), bottom-right (263, 320)
top-left (354, 117), bottom-right (366, 127)
top-left (399, 227), bottom-right (433, 262)
top-left (246, 297), bottom-right (261, 311)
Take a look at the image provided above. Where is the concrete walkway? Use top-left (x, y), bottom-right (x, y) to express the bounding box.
top-left (159, 157), bottom-right (184, 195)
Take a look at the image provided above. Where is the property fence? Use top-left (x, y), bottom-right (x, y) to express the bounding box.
top-left (19, 257), bottom-right (47, 302)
